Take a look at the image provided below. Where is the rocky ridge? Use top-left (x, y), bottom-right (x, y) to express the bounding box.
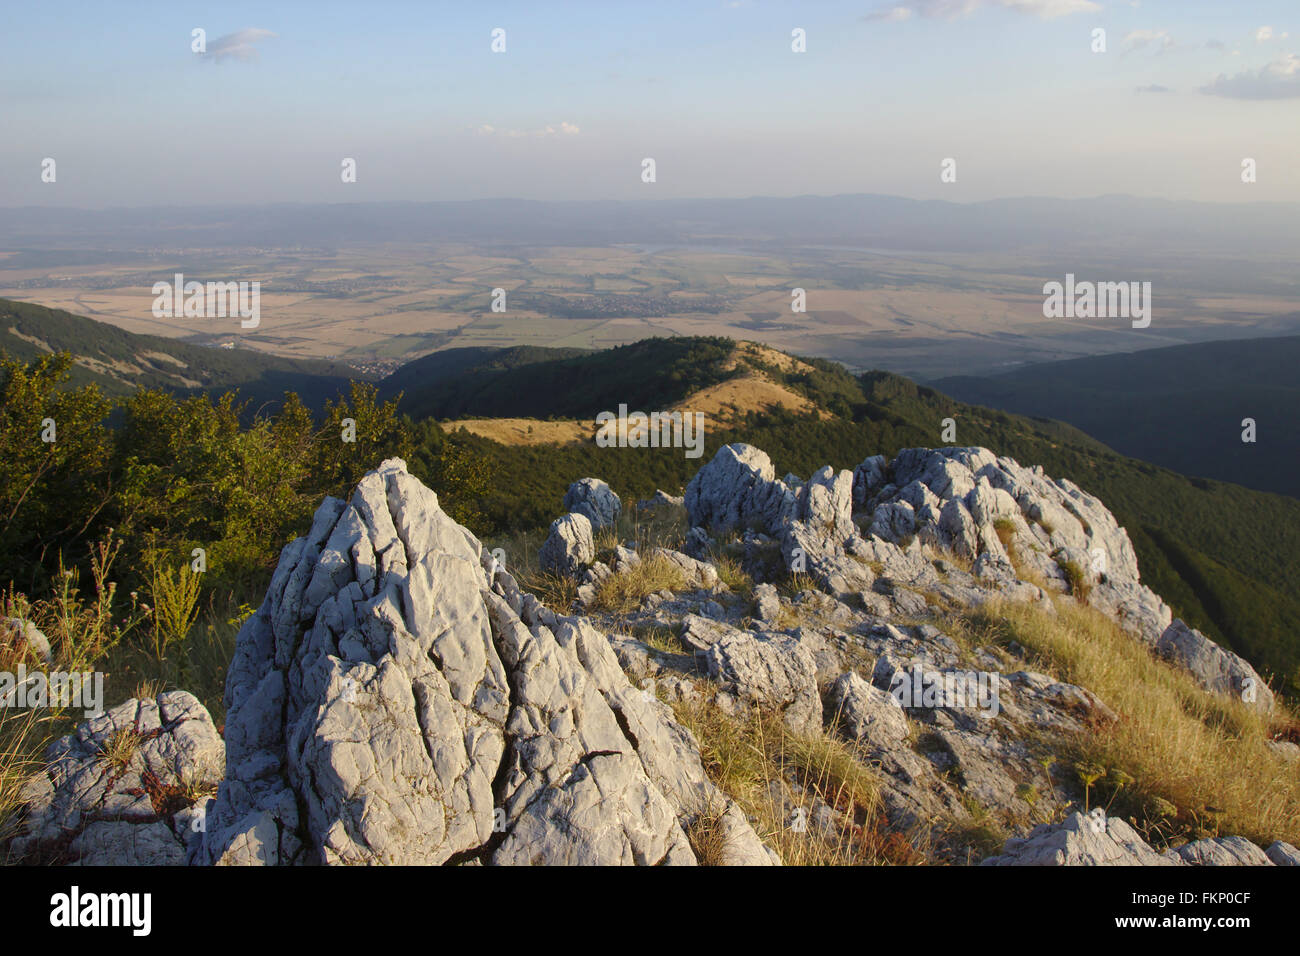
top-left (7, 443), bottom-right (1292, 866)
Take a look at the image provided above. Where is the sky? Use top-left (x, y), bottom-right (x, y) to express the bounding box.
top-left (2, 0), bottom-right (1298, 206)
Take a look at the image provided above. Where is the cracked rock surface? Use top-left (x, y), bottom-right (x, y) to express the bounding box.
top-left (196, 459), bottom-right (773, 866)
top-left (5, 691), bottom-right (223, 865)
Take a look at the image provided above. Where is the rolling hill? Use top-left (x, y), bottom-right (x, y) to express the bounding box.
top-left (0, 297), bottom-right (358, 410)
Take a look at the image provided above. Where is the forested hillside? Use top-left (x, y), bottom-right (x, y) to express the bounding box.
top-left (933, 335), bottom-right (1300, 498)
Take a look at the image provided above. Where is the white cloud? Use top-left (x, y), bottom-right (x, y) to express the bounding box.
top-left (1255, 25), bottom-right (1274, 43)
top-left (476, 121), bottom-right (581, 137)
top-left (1201, 52), bottom-right (1300, 99)
top-left (864, 0), bottom-right (1098, 21)
top-left (201, 28), bottom-right (277, 64)
top-left (864, 5), bottom-right (914, 21)
top-left (1123, 29), bottom-right (1174, 53)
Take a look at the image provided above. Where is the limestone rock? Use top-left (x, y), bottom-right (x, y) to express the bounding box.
top-left (196, 458), bottom-right (772, 866)
top-left (650, 547), bottom-right (719, 590)
top-left (1172, 836), bottom-right (1273, 866)
top-left (752, 583), bottom-right (781, 623)
top-left (539, 512), bottom-right (595, 577)
top-left (637, 490), bottom-right (685, 514)
top-left (704, 631), bottom-right (820, 734)
top-left (5, 691), bottom-right (223, 865)
top-left (1156, 619), bottom-right (1274, 714)
top-left (563, 478), bottom-right (622, 530)
top-left (981, 812), bottom-right (1180, 866)
top-left (685, 443), bottom-right (795, 533)
top-left (1266, 841), bottom-right (1300, 866)
top-left (1, 617), bottom-right (51, 664)
top-left (826, 671), bottom-right (909, 746)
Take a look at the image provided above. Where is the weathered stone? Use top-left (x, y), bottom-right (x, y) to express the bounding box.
top-left (704, 631), bottom-right (820, 734)
top-left (539, 512), bottom-right (595, 577)
top-left (1266, 841), bottom-right (1300, 866)
top-left (981, 812), bottom-right (1180, 866)
top-left (563, 478), bottom-right (622, 530)
top-left (826, 672), bottom-right (909, 746)
top-left (1156, 619), bottom-right (1274, 714)
top-left (1173, 836), bottom-right (1273, 866)
top-left (1, 617), bottom-right (51, 663)
top-left (5, 692), bottom-right (223, 865)
top-left (196, 459), bottom-right (772, 867)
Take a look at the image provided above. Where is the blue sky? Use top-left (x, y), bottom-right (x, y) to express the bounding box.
top-left (3, 0), bottom-right (1298, 206)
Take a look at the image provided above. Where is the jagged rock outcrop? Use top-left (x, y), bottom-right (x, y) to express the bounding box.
top-left (826, 671), bottom-right (909, 746)
top-left (981, 812), bottom-right (1180, 866)
top-left (685, 443), bottom-right (795, 533)
top-left (681, 443), bottom-right (1265, 711)
top-left (1156, 619), bottom-right (1274, 714)
top-left (563, 478), bottom-right (622, 530)
top-left (704, 630), bottom-right (821, 734)
top-left (195, 459), bottom-right (773, 866)
top-left (22, 440), bottom-right (1283, 868)
top-left (539, 512), bottom-right (595, 576)
top-left (5, 692), bottom-right (223, 864)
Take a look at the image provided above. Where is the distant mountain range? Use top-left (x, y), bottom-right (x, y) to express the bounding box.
top-left (5, 195), bottom-right (1300, 260)
top-left (932, 336), bottom-right (1300, 500)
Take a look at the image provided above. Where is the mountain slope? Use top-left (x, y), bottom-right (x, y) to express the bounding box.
top-left (380, 337), bottom-right (740, 420)
top-left (404, 337), bottom-right (1300, 698)
top-left (0, 297), bottom-right (357, 409)
top-left (932, 336), bottom-right (1300, 499)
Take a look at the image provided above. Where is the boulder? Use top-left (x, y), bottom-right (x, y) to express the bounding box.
top-left (563, 478), bottom-right (622, 530)
top-left (704, 631), bottom-right (820, 734)
top-left (981, 812), bottom-right (1179, 866)
top-left (684, 443), bottom-right (795, 533)
top-left (1266, 841), bottom-right (1300, 866)
top-left (196, 459), bottom-right (773, 866)
top-left (650, 547), bottom-right (719, 590)
top-left (637, 490), bottom-right (685, 515)
top-left (539, 512), bottom-right (595, 577)
top-left (1172, 836), bottom-right (1273, 866)
top-left (1, 617), bottom-right (51, 664)
top-left (1156, 620), bottom-right (1274, 714)
top-left (825, 672), bottom-right (909, 747)
top-left (5, 692), bottom-right (224, 865)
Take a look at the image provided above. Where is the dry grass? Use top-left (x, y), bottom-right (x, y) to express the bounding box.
top-left (671, 694), bottom-right (923, 865)
top-left (0, 709), bottom-right (47, 857)
top-left (98, 726), bottom-right (141, 777)
top-left (590, 554), bottom-right (687, 615)
top-left (709, 552), bottom-right (753, 596)
top-left (961, 595), bottom-right (1300, 848)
